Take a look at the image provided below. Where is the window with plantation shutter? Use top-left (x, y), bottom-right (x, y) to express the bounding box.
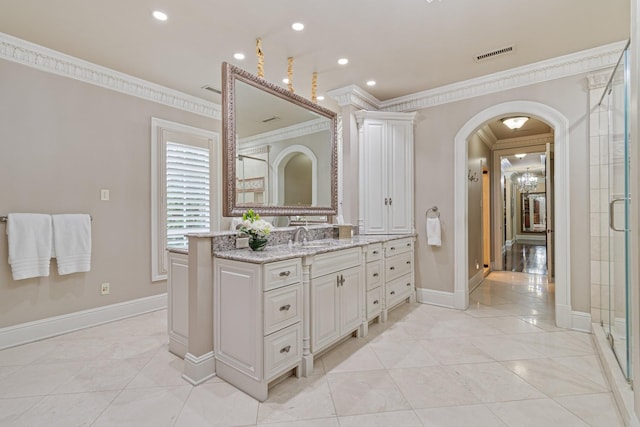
top-left (166, 142), bottom-right (210, 248)
top-left (151, 118), bottom-right (219, 281)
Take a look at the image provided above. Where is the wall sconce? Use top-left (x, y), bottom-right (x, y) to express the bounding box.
top-left (468, 169), bottom-right (479, 182)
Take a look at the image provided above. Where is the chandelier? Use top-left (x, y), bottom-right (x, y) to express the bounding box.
top-left (518, 168), bottom-right (538, 193)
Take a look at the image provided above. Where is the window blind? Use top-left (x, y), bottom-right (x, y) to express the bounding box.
top-left (166, 141), bottom-right (210, 248)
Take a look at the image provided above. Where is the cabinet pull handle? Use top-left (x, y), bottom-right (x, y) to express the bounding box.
top-left (373, 273), bottom-right (379, 277)
top-left (384, 198), bottom-right (388, 206)
top-left (406, 261), bottom-right (411, 265)
top-left (340, 274), bottom-right (345, 286)
top-left (280, 345), bottom-right (291, 354)
top-left (279, 271), bottom-right (291, 277)
top-left (406, 283), bottom-right (411, 287)
top-left (390, 247), bottom-right (396, 251)
top-left (390, 266), bottom-right (395, 271)
top-left (373, 250), bottom-right (379, 254)
top-left (337, 276), bottom-right (340, 287)
top-left (373, 300), bottom-right (379, 305)
top-left (279, 304), bottom-right (291, 312)
top-left (389, 198), bottom-right (392, 205)
top-left (406, 243), bottom-right (411, 247)
top-left (390, 291), bottom-right (396, 295)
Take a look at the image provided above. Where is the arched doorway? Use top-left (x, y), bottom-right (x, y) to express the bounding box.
top-left (453, 101), bottom-right (572, 329)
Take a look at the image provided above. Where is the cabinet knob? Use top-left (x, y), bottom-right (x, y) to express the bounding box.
top-left (373, 300), bottom-right (379, 305)
top-left (279, 270), bottom-right (291, 277)
top-left (280, 345), bottom-right (291, 354)
top-left (279, 304), bottom-right (291, 312)
top-left (406, 243), bottom-right (411, 247)
top-left (390, 291), bottom-right (396, 295)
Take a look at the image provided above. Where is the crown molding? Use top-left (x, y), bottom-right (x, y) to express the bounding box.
top-left (327, 85), bottom-right (381, 110)
top-left (328, 40), bottom-right (627, 113)
top-left (238, 117), bottom-right (330, 149)
top-left (0, 32), bottom-right (221, 120)
top-left (476, 125), bottom-right (498, 149)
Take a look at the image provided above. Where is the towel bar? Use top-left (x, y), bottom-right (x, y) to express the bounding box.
top-left (426, 206), bottom-right (440, 218)
top-left (0, 215), bottom-right (92, 223)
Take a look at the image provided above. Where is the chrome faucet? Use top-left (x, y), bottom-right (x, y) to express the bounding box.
top-left (292, 226), bottom-right (309, 245)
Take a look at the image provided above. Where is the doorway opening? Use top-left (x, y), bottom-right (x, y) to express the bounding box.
top-left (454, 100), bottom-right (571, 329)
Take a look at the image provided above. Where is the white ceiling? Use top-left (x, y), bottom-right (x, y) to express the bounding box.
top-left (0, 0), bottom-right (629, 109)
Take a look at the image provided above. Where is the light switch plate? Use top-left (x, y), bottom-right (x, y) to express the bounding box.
top-left (100, 189), bottom-right (110, 201)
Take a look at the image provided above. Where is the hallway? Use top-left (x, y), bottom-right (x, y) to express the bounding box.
top-left (503, 241), bottom-right (548, 275)
top-left (0, 272), bottom-right (622, 426)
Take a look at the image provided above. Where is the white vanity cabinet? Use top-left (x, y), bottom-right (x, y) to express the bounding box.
top-left (356, 111), bottom-right (417, 235)
top-left (167, 250), bottom-right (188, 358)
top-left (214, 257), bottom-right (303, 401)
top-left (383, 237), bottom-right (416, 314)
top-left (310, 247), bottom-right (365, 353)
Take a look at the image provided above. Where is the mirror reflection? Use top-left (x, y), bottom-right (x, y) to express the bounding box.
top-left (222, 62), bottom-right (337, 217)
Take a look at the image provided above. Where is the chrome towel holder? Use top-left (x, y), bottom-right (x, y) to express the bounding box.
top-left (426, 206), bottom-right (440, 218)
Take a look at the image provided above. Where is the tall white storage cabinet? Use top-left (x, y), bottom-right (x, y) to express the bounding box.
top-left (355, 111), bottom-right (417, 235)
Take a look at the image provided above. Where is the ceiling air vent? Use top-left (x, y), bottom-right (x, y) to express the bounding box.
top-left (474, 45), bottom-right (515, 62)
top-left (201, 85), bottom-right (221, 95)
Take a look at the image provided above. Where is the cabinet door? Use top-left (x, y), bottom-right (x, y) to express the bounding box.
top-left (387, 121), bottom-right (413, 234)
top-left (339, 266), bottom-right (364, 334)
top-left (311, 273), bottom-right (340, 352)
top-left (361, 120), bottom-right (388, 234)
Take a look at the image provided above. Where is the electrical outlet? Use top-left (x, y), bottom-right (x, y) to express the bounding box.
top-left (101, 283), bottom-right (110, 295)
top-left (100, 189), bottom-right (110, 201)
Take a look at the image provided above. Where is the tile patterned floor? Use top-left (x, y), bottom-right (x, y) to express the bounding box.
top-left (0, 271), bottom-right (623, 426)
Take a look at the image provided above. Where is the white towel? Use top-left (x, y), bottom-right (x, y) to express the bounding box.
top-left (7, 213), bottom-right (52, 280)
top-left (426, 217), bottom-right (442, 247)
top-left (52, 214), bottom-right (92, 275)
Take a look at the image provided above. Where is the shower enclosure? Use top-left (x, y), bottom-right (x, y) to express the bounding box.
top-left (597, 42), bottom-right (631, 380)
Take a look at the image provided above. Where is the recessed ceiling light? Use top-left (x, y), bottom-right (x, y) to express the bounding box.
top-left (317, 95), bottom-right (325, 101)
top-left (282, 78), bottom-right (289, 84)
top-left (366, 80), bottom-right (376, 86)
top-left (152, 11), bottom-right (168, 21)
top-left (233, 53), bottom-right (245, 60)
top-left (337, 58), bottom-right (349, 65)
top-left (291, 22), bottom-right (305, 31)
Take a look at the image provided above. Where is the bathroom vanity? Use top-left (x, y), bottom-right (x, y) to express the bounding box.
top-left (167, 232), bottom-right (415, 401)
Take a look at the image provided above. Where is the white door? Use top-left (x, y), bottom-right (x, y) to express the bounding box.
top-left (545, 143), bottom-right (554, 280)
top-left (310, 273), bottom-right (340, 352)
top-left (339, 266), bottom-right (363, 334)
top-left (361, 120), bottom-right (387, 234)
top-left (387, 121), bottom-right (413, 234)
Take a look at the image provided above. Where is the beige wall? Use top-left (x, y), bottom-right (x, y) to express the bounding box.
top-left (412, 75), bottom-right (591, 312)
top-left (0, 59), bottom-right (218, 328)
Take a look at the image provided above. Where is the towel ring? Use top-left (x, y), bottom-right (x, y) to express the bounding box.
top-left (426, 206), bottom-right (440, 219)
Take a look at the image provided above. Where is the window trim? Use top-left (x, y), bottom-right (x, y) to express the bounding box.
top-left (151, 117), bottom-right (220, 281)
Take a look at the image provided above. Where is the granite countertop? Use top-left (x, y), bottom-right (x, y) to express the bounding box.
top-left (213, 234), bottom-right (415, 264)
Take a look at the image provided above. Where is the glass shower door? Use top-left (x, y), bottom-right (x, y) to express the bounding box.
top-left (600, 46), bottom-right (631, 380)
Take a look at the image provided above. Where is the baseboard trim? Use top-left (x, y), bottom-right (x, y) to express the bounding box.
top-left (556, 303), bottom-right (573, 329)
top-left (182, 351), bottom-right (216, 386)
top-left (416, 288), bottom-right (455, 309)
top-left (469, 270), bottom-right (485, 294)
top-left (571, 311), bottom-right (592, 333)
top-left (592, 324), bottom-right (640, 427)
top-left (0, 293), bottom-right (167, 350)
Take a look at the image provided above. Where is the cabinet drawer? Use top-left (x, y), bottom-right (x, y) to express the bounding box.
top-left (385, 251), bottom-right (413, 282)
top-left (386, 274), bottom-right (414, 307)
top-left (264, 284), bottom-right (303, 335)
top-left (366, 287), bottom-right (382, 319)
top-left (264, 323), bottom-right (302, 380)
top-left (384, 238), bottom-right (413, 257)
top-left (311, 247), bottom-right (361, 279)
top-left (264, 259), bottom-right (302, 291)
top-left (366, 243), bottom-right (382, 261)
top-left (366, 261), bottom-right (382, 291)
